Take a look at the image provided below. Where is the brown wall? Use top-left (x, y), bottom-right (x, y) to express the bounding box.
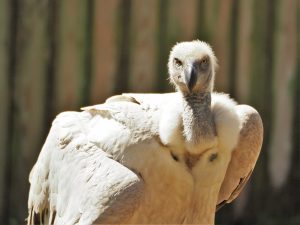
top-left (0, 0), bottom-right (299, 224)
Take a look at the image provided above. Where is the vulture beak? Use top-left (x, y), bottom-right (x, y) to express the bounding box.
top-left (185, 63), bottom-right (198, 92)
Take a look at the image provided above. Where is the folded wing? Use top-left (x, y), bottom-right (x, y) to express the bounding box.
top-left (27, 110), bottom-right (144, 225)
top-left (217, 105), bottom-right (263, 208)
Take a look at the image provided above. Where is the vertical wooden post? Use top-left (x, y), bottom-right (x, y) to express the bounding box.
top-left (236, 0), bottom-right (254, 103)
top-left (213, 0), bottom-right (233, 92)
top-left (90, 0), bottom-right (120, 103)
top-left (289, 1), bottom-right (300, 218)
top-left (8, 0), bottom-right (50, 222)
top-left (157, 0), bottom-right (198, 92)
top-left (54, 0), bottom-right (88, 112)
top-left (129, 0), bottom-right (159, 92)
top-left (0, 0), bottom-right (9, 221)
top-left (269, 0), bottom-right (298, 190)
top-left (114, 0), bottom-right (132, 94)
top-left (166, 0), bottom-right (197, 44)
top-left (231, 0), bottom-right (254, 219)
top-left (156, 0), bottom-right (169, 91)
top-left (244, 0), bottom-right (276, 222)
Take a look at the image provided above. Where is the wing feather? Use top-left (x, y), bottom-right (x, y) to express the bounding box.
top-left (217, 105), bottom-right (263, 208)
top-left (28, 111), bottom-right (144, 225)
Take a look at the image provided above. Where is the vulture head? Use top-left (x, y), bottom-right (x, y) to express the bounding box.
top-left (168, 40), bottom-right (217, 95)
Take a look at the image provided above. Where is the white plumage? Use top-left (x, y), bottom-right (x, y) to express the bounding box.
top-left (27, 41), bottom-right (263, 225)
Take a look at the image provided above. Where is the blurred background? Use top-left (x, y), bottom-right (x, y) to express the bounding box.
top-left (0, 0), bottom-right (299, 224)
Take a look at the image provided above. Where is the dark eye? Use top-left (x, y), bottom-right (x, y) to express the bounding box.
top-left (200, 57), bottom-right (209, 65)
top-left (173, 58), bottom-right (183, 68)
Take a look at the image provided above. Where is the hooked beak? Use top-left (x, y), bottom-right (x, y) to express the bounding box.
top-left (185, 63), bottom-right (198, 92)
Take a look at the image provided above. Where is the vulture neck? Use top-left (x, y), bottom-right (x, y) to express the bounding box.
top-left (182, 92), bottom-right (216, 149)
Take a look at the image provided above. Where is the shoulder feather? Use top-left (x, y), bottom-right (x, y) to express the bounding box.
top-left (217, 104), bottom-right (263, 208)
top-left (211, 92), bottom-right (241, 152)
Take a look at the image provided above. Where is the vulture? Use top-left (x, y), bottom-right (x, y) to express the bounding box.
top-left (27, 40), bottom-right (263, 225)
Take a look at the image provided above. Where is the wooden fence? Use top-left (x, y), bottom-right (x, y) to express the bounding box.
top-left (0, 0), bottom-right (299, 224)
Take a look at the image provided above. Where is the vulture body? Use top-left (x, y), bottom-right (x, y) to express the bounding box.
top-left (27, 41), bottom-right (263, 225)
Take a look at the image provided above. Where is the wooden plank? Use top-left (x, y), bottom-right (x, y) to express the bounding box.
top-left (268, 0), bottom-right (297, 189)
top-left (54, 0), bottom-right (88, 112)
top-left (289, 2), bottom-right (300, 217)
top-left (155, 0), bottom-right (169, 91)
top-left (90, 0), bottom-right (120, 103)
top-left (229, 0), bottom-right (254, 218)
top-left (213, 0), bottom-right (233, 92)
top-left (198, 0), bottom-right (220, 41)
top-left (167, 0), bottom-right (197, 42)
top-left (113, 0), bottom-right (132, 94)
top-left (174, 0), bottom-right (197, 40)
top-left (0, 0), bottom-right (9, 220)
top-left (249, 0), bottom-right (276, 120)
top-left (8, 0), bottom-right (50, 222)
top-left (244, 0), bottom-right (276, 222)
top-left (235, 0), bottom-right (254, 102)
top-left (205, 0), bottom-right (220, 33)
top-left (227, 0), bottom-right (239, 97)
top-left (292, 0), bottom-right (300, 165)
top-left (128, 0), bottom-right (159, 92)
top-left (157, 0), bottom-right (198, 92)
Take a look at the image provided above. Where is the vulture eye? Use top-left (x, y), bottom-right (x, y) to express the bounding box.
top-left (174, 58), bottom-right (183, 68)
top-left (200, 57), bottom-right (209, 65)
